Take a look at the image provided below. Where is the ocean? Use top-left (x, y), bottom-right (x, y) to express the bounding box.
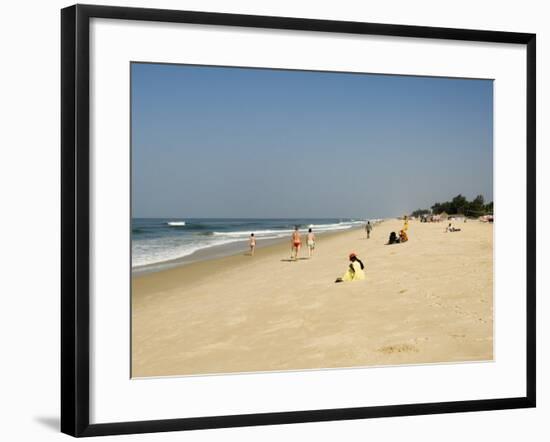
top-left (132, 218), bottom-right (367, 271)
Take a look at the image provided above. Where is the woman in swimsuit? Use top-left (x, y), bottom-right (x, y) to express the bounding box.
top-left (307, 228), bottom-right (316, 258)
top-left (291, 226), bottom-right (301, 260)
top-left (249, 233), bottom-right (256, 256)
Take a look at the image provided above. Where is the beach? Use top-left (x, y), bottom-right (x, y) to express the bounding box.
top-left (132, 219), bottom-right (493, 377)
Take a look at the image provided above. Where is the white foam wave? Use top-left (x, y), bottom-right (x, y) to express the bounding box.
top-left (167, 221), bottom-right (186, 226)
top-left (132, 236), bottom-right (240, 267)
top-left (211, 221), bottom-right (364, 238)
top-left (212, 229), bottom-right (294, 238)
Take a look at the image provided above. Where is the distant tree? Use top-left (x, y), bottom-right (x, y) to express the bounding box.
top-left (467, 194), bottom-right (485, 215)
top-left (431, 202), bottom-right (450, 214)
top-left (431, 194), bottom-right (491, 216)
top-left (451, 194), bottom-right (468, 214)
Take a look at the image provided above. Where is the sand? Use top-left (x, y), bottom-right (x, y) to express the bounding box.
top-left (131, 219), bottom-right (493, 377)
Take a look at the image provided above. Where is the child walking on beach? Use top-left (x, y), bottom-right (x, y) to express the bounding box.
top-left (307, 228), bottom-right (316, 258)
top-left (249, 233), bottom-right (256, 256)
top-left (291, 226), bottom-right (301, 260)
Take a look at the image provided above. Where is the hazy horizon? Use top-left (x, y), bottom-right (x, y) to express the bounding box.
top-left (131, 63), bottom-right (493, 219)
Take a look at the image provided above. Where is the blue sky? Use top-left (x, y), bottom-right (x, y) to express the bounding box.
top-left (131, 63), bottom-right (493, 218)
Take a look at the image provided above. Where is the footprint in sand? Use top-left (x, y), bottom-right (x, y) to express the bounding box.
top-left (377, 343), bottom-right (419, 354)
top-left (411, 337), bottom-right (429, 345)
top-left (453, 305), bottom-right (467, 316)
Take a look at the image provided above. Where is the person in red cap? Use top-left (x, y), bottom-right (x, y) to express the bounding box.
top-left (335, 252), bottom-right (365, 282)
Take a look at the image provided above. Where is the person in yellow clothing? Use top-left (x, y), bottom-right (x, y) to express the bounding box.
top-left (403, 215), bottom-right (409, 231)
top-left (335, 253), bottom-right (365, 282)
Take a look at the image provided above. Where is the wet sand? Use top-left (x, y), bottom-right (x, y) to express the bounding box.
top-left (132, 219), bottom-right (493, 377)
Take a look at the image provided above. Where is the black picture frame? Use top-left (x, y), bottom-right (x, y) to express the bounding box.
top-left (61, 4), bottom-right (536, 437)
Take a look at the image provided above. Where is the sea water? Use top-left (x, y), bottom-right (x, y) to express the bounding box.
top-left (132, 218), bottom-right (367, 271)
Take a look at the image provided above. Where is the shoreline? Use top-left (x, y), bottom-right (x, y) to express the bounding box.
top-left (132, 222), bottom-right (377, 275)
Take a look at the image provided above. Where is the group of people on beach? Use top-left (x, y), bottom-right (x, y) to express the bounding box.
top-left (290, 225), bottom-right (366, 282)
top-left (387, 230), bottom-right (408, 245)
top-left (248, 218), bottom-right (416, 283)
top-left (252, 214), bottom-right (467, 283)
top-left (386, 216), bottom-right (409, 245)
top-left (248, 226), bottom-right (316, 259)
top-left (248, 222), bottom-right (372, 283)
top-left (290, 227), bottom-right (317, 260)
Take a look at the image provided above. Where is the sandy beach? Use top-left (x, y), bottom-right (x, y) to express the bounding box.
top-left (131, 219), bottom-right (493, 377)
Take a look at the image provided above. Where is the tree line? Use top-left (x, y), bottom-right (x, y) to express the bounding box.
top-left (411, 194), bottom-right (493, 218)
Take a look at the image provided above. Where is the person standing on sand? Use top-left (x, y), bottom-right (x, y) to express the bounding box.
top-left (291, 226), bottom-right (301, 260)
top-left (249, 233), bottom-right (256, 256)
top-left (403, 215), bottom-right (409, 231)
top-left (365, 221), bottom-right (372, 239)
top-left (307, 228), bottom-right (316, 258)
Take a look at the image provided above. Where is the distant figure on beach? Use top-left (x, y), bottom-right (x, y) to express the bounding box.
top-left (365, 221), bottom-right (372, 239)
top-left (399, 229), bottom-right (408, 243)
top-left (249, 233), bottom-right (256, 256)
top-left (446, 223), bottom-right (461, 233)
top-left (387, 231), bottom-right (400, 245)
top-left (403, 215), bottom-right (409, 231)
top-left (307, 228), bottom-right (316, 258)
top-left (291, 226), bottom-right (302, 260)
top-left (335, 253), bottom-right (365, 282)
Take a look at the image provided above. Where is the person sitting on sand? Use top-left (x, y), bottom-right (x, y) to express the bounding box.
top-left (335, 253), bottom-right (365, 282)
top-left (446, 223), bottom-right (461, 233)
top-left (365, 221), bottom-right (372, 239)
top-left (249, 233), bottom-right (256, 256)
top-left (399, 229), bottom-right (408, 243)
top-left (387, 231), bottom-right (400, 245)
top-left (291, 226), bottom-right (302, 260)
top-left (307, 228), bottom-right (316, 258)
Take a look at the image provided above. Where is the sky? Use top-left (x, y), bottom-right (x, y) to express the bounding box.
top-left (131, 63), bottom-right (493, 219)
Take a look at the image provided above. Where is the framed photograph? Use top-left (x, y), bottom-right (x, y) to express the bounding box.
top-left (61, 4), bottom-right (536, 437)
